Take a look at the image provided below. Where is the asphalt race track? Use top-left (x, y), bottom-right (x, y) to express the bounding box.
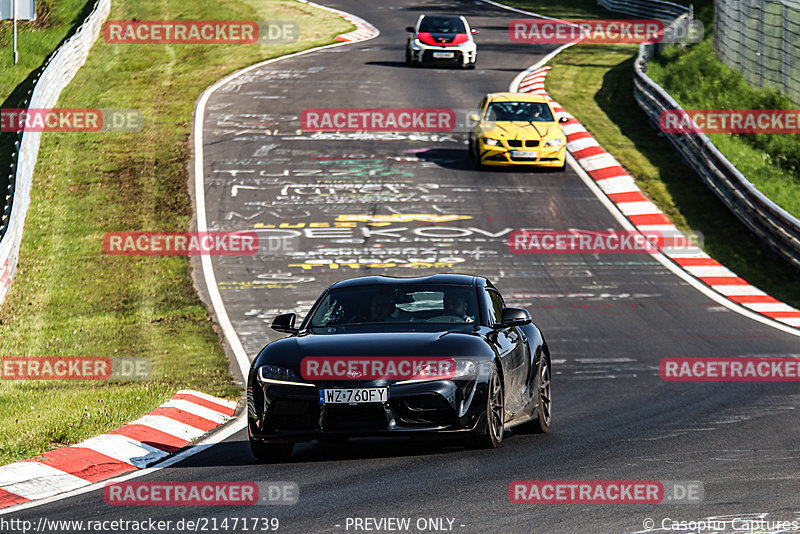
top-left (8, 1), bottom-right (800, 533)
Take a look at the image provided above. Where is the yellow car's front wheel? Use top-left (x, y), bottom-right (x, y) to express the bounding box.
top-left (469, 137), bottom-right (485, 170)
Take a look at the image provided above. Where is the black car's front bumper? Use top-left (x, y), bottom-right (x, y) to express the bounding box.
top-left (247, 375), bottom-right (487, 442)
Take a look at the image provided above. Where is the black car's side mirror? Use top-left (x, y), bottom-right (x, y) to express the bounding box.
top-left (405, 26), bottom-right (415, 32)
top-left (497, 307), bottom-right (532, 328)
top-left (272, 313), bottom-right (299, 334)
top-left (558, 116), bottom-right (570, 123)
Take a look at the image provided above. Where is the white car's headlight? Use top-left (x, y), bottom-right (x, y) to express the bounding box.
top-left (544, 138), bottom-right (564, 148)
top-left (482, 137), bottom-right (500, 146)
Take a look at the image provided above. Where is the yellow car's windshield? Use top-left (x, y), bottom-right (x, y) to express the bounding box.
top-left (485, 101), bottom-right (554, 122)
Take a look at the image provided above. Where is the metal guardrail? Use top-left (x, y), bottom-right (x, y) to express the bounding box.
top-left (598, 0), bottom-right (800, 272)
top-left (598, 0), bottom-right (689, 21)
top-left (0, 0), bottom-right (111, 306)
top-left (715, 0), bottom-right (800, 107)
top-left (634, 45), bottom-right (800, 271)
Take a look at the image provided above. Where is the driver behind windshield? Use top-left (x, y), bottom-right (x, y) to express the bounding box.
top-left (442, 291), bottom-right (475, 323)
top-left (370, 293), bottom-right (399, 321)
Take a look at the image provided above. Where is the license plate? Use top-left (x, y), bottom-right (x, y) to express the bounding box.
top-left (320, 388), bottom-right (388, 404)
top-left (510, 150), bottom-right (538, 159)
top-left (432, 52), bottom-right (454, 58)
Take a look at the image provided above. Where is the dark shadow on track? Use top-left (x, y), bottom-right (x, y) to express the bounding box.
top-left (413, 148), bottom-right (565, 175)
top-left (171, 437), bottom-right (481, 467)
top-left (171, 430), bottom-right (552, 468)
top-left (364, 61), bottom-right (415, 69)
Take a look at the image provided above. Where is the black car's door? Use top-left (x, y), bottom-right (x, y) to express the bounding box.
top-left (483, 288), bottom-right (529, 417)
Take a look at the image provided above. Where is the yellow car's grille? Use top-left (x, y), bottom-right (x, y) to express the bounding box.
top-left (506, 139), bottom-right (539, 148)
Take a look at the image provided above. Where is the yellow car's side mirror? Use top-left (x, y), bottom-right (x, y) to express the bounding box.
top-left (469, 113), bottom-right (480, 122)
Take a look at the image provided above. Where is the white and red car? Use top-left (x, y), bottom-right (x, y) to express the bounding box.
top-left (405, 14), bottom-right (478, 69)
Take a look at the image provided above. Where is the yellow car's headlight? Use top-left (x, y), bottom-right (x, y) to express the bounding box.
top-left (482, 137), bottom-right (500, 146)
top-left (544, 138), bottom-right (564, 148)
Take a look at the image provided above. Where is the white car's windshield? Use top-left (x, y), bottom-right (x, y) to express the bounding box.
top-left (419, 16), bottom-right (466, 34)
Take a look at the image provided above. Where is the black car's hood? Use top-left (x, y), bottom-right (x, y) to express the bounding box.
top-left (254, 328), bottom-right (494, 368)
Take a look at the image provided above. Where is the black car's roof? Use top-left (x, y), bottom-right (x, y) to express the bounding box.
top-left (329, 274), bottom-right (486, 290)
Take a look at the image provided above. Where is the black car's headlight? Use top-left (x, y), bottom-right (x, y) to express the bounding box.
top-left (453, 359), bottom-right (477, 380)
top-left (257, 365), bottom-right (314, 386)
top-left (393, 359), bottom-right (477, 385)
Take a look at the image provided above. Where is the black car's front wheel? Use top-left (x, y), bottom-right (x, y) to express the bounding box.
top-left (470, 362), bottom-right (504, 448)
top-left (249, 439), bottom-right (294, 462)
top-left (517, 357), bottom-right (551, 434)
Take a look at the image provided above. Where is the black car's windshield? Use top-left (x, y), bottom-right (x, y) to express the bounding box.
top-left (308, 285), bottom-right (478, 327)
top-left (485, 101), bottom-right (554, 122)
top-left (419, 16), bottom-right (466, 34)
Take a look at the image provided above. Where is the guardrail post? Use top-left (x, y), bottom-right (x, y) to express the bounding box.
top-left (782, 4), bottom-right (790, 97)
top-left (757, 0), bottom-right (765, 87)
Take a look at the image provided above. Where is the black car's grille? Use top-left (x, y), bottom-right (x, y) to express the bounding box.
top-left (317, 380), bottom-right (384, 388)
top-left (265, 399), bottom-right (318, 431)
top-left (507, 140), bottom-right (540, 148)
top-left (391, 395), bottom-right (457, 427)
top-left (322, 404), bottom-right (388, 431)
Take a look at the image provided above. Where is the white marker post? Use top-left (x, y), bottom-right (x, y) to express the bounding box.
top-left (13, 0), bottom-right (17, 64)
top-left (0, 0), bottom-right (36, 64)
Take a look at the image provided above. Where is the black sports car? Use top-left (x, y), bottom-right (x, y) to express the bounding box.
top-left (247, 274), bottom-right (551, 461)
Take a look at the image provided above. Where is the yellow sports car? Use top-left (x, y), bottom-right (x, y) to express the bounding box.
top-left (469, 93), bottom-right (568, 170)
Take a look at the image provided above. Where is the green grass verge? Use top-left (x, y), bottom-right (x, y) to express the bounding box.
top-left (649, 39), bottom-right (800, 219)
top-left (502, 0), bottom-right (800, 308)
top-left (0, 0), bottom-right (352, 465)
